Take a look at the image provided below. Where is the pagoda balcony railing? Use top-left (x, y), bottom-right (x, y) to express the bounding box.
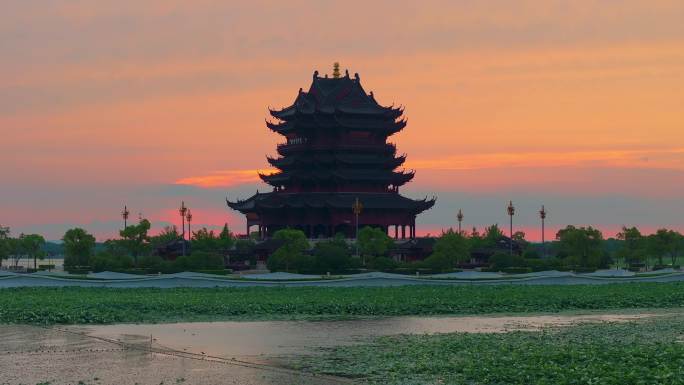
top-left (277, 142), bottom-right (397, 152)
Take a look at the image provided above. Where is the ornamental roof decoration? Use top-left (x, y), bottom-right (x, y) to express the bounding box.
top-left (268, 70), bottom-right (403, 121)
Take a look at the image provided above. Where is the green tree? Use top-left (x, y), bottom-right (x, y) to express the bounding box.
top-left (489, 252), bottom-right (516, 270)
top-left (616, 226), bottom-right (643, 268)
top-left (468, 227), bottom-right (484, 250)
top-left (119, 219), bottom-right (151, 263)
top-left (424, 229), bottom-right (470, 271)
top-left (422, 252), bottom-right (453, 271)
top-left (483, 224), bottom-right (504, 247)
top-left (512, 231), bottom-right (528, 247)
top-left (312, 235), bottom-right (352, 274)
top-left (6, 237), bottom-right (21, 267)
top-left (358, 226), bottom-right (393, 265)
top-left (555, 225), bottom-right (605, 268)
top-left (149, 226), bottom-right (180, 250)
top-left (175, 251), bottom-right (224, 271)
top-left (218, 224), bottom-right (234, 251)
top-left (62, 228), bottom-right (96, 267)
top-left (232, 238), bottom-right (256, 265)
top-left (647, 229), bottom-right (684, 267)
top-left (89, 253), bottom-right (134, 272)
top-left (220, 223), bottom-right (232, 240)
top-left (191, 227), bottom-right (219, 252)
top-left (19, 234), bottom-right (46, 270)
top-left (190, 225), bottom-right (234, 254)
top-left (0, 225), bottom-right (9, 268)
top-left (367, 256), bottom-right (398, 271)
top-left (268, 229), bottom-right (309, 272)
top-left (101, 239), bottom-right (129, 257)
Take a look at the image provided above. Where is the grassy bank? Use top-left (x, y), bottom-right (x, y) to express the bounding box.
top-left (296, 316), bottom-right (684, 385)
top-left (2, 283), bottom-right (684, 324)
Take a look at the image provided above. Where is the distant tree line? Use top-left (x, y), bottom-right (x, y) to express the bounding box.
top-left (0, 219), bottom-right (239, 274)
top-left (264, 224), bottom-right (684, 274)
top-left (0, 225), bottom-right (47, 271)
top-left (1, 221), bottom-right (682, 275)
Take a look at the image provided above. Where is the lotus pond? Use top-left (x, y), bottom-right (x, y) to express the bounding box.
top-left (2, 282), bottom-right (684, 324)
top-left (294, 315), bottom-right (684, 385)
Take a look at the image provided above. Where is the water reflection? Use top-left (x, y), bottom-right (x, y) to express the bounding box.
top-left (79, 313), bottom-right (651, 359)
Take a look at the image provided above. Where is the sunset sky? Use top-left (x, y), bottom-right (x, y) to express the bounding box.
top-left (2, 0), bottom-right (683, 241)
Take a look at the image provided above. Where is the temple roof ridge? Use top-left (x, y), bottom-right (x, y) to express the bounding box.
top-left (269, 70), bottom-right (401, 120)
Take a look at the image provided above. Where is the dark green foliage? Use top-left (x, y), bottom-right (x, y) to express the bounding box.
top-left (646, 229), bottom-right (684, 267)
top-left (301, 316), bottom-right (684, 385)
top-left (62, 228), bottom-right (96, 267)
top-left (18, 233), bottom-right (46, 269)
top-left (101, 239), bottom-right (129, 257)
top-left (231, 238), bottom-right (257, 266)
top-left (422, 252), bottom-right (454, 271)
top-left (175, 251), bottom-right (224, 270)
top-left (424, 229), bottom-right (469, 271)
top-left (191, 226), bottom-right (234, 253)
top-left (3, 283), bottom-right (684, 324)
top-left (525, 257), bottom-right (562, 271)
top-left (483, 224), bottom-right (504, 246)
top-left (616, 226), bottom-right (645, 267)
top-left (358, 226), bottom-right (393, 259)
top-left (367, 256), bottom-right (398, 271)
top-left (522, 248), bottom-right (539, 259)
top-left (489, 252), bottom-right (525, 270)
top-left (148, 226), bottom-right (181, 250)
top-left (311, 236), bottom-right (353, 273)
top-left (88, 254), bottom-right (133, 272)
top-left (119, 219), bottom-right (151, 261)
top-left (87, 249), bottom-right (222, 273)
top-left (268, 229), bottom-right (309, 272)
top-left (137, 255), bottom-right (164, 269)
top-left (555, 225), bottom-right (607, 268)
top-left (0, 225), bottom-right (9, 266)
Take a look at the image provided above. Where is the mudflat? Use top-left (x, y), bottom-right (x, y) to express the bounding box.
top-left (0, 326), bottom-right (343, 385)
top-left (0, 312), bottom-right (661, 385)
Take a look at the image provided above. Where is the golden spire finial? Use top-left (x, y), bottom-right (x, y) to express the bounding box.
top-left (333, 62), bottom-right (340, 78)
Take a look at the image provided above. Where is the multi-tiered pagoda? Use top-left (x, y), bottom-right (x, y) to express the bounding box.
top-left (227, 68), bottom-right (435, 239)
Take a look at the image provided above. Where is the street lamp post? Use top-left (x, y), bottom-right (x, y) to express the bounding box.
top-left (121, 205), bottom-right (130, 230)
top-left (186, 209), bottom-right (193, 241)
top-left (179, 201), bottom-right (188, 257)
top-left (457, 209), bottom-right (464, 235)
top-left (539, 205), bottom-right (547, 257)
top-left (507, 201), bottom-right (515, 256)
top-left (352, 197), bottom-right (363, 257)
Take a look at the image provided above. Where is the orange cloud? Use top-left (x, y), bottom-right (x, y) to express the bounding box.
top-left (175, 147), bottom-right (684, 190)
top-left (174, 169), bottom-right (277, 188)
top-left (405, 148), bottom-right (684, 171)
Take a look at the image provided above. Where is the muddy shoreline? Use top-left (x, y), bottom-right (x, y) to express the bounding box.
top-left (0, 313), bottom-right (665, 385)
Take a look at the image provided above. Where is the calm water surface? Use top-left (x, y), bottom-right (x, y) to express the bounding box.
top-left (77, 313), bottom-right (649, 359)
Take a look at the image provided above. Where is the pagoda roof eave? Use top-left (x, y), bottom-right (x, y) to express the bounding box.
top-left (265, 118), bottom-right (406, 135)
top-left (267, 153), bottom-right (406, 169)
top-left (227, 192), bottom-right (436, 214)
top-left (259, 169), bottom-right (414, 186)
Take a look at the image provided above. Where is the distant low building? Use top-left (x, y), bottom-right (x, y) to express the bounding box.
top-left (153, 239), bottom-right (190, 260)
top-left (469, 236), bottom-right (524, 267)
top-left (390, 238), bottom-right (436, 262)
